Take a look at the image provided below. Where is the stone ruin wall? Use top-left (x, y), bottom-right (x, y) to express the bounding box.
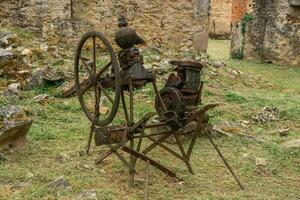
top-left (209, 0), bottom-right (252, 39)
top-left (231, 0), bottom-right (253, 23)
top-left (209, 0), bottom-right (232, 38)
top-left (231, 0), bottom-right (300, 66)
top-left (0, 0), bottom-right (210, 51)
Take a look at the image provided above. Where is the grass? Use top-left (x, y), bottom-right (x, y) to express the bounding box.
top-left (0, 40), bottom-right (300, 199)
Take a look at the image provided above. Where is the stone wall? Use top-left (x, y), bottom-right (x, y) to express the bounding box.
top-left (209, 0), bottom-right (232, 38)
top-left (232, 0), bottom-right (253, 23)
top-left (231, 0), bottom-right (300, 66)
top-left (209, 0), bottom-right (252, 39)
top-left (0, 0), bottom-right (210, 51)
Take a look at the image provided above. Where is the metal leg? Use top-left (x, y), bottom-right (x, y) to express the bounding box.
top-left (129, 139), bottom-right (135, 186)
top-left (86, 124), bottom-right (94, 155)
top-left (96, 143), bottom-right (123, 164)
top-left (173, 133), bottom-right (194, 174)
top-left (128, 78), bottom-right (135, 186)
top-left (87, 82), bottom-right (101, 155)
top-left (121, 90), bottom-right (130, 123)
top-left (129, 78), bottom-right (134, 124)
top-left (144, 160), bottom-right (150, 200)
top-left (132, 124), bottom-right (147, 168)
top-left (206, 132), bottom-right (244, 190)
top-left (186, 130), bottom-right (198, 159)
top-left (122, 146), bottom-right (182, 181)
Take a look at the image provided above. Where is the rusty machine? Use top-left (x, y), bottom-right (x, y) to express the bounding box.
top-left (74, 17), bottom-right (243, 197)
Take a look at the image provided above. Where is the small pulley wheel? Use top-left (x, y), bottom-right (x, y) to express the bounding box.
top-left (155, 87), bottom-right (185, 119)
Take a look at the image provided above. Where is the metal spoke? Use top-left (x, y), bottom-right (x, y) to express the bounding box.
top-left (97, 61), bottom-right (112, 79)
top-left (98, 83), bottom-right (114, 104)
top-left (80, 57), bottom-right (92, 75)
top-left (77, 80), bottom-right (93, 96)
top-left (94, 86), bottom-right (101, 120)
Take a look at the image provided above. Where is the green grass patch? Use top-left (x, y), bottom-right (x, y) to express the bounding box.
top-left (224, 92), bottom-right (247, 103)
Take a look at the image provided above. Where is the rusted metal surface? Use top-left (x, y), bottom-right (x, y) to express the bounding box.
top-left (74, 17), bottom-right (244, 196)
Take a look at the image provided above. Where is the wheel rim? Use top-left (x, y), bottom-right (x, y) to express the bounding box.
top-left (75, 31), bottom-right (120, 126)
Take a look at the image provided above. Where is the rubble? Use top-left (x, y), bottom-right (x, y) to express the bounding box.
top-left (0, 106), bottom-right (33, 151)
top-left (20, 48), bottom-right (31, 56)
top-left (252, 106), bottom-right (280, 123)
top-left (0, 49), bottom-right (14, 67)
top-left (278, 129), bottom-right (289, 137)
top-left (42, 66), bottom-right (66, 82)
top-left (0, 32), bottom-right (17, 47)
top-left (25, 68), bottom-right (44, 90)
top-left (255, 157), bottom-right (270, 176)
top-left (56, 152), bottom-right (71, 163)
top-left (33, 94), bottom-right (51, 103)
top-left (25, 66), bottom-right (66, 90)
top-left (211, 61), bottom-right (226, 68)
top-left (48, 176), bottom-right (71, 190)
top-left (76, 190), bottom-right (98, 200)
top-left (3, 83), bottom-right (21, 98)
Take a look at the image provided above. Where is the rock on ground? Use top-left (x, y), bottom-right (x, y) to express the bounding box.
top-left (211, 61), bottom-right (226, 68)
top-left (0, 106), bottom-right (33, 151)
top-left (0, 32), bottom-right (18, 47)
top-left (76, 190), bottom-right (98, 200)
top-left (56, 152), bottom-right (71, 163)
top-left (0, 49), bottom-right (14, 67)
top-left (25, 66), bottom-right (66, 90)
top-left (33, 94), bottom-right (51, 103)
top-left (48, 176), bottom-right (71, 190)
top-left (3, 83), bottom-right (21, 98)
top-left (25, 68), bottom-right (44, 90)
top-left (252, 106), bottom-right (280, 123)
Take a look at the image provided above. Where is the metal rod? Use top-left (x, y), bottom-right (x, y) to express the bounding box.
top-left (98, 83), bottom-right (114, 104)
top-left (80, 57), bottom-right (92, 75)
top-left (128, 77), bottom-right (135, 186)
top-left (130, 138), bottom-right (135, 186)
top-left (93, 36), bottom-right (96, 73)
top-left (96, 143), bottom-right (123, 164)
top-left (206, 133), bottom-right (244, 190)
top-left (108, 143), bottom-right (133, 171)
top-left (152, 79), bottom-right (167, 112)
top-left (132, 124), bottom-right (147, 168)
top-left (142, 133), bottom-right (172, 155)
top-left (122, 147), bottom-right (182, 181)
top-left (121, 90), bottom-right (130, 123)
top-left (146, 136), bottom-right (184, 160)
top-left (196, 81), bottom-right (204, 104)
top-left (97, 61), bottom-right (112, 79)
top-left (129, 78), bottom-right (134, 124)
top-left (186, 130), bottom-right (198, 159)
top-left (132, 131), bottom-right (172, 139)
top-left (173, 133), bottom-right (194, 174)
top-left (86, 124), bottom-right (94, 155)
top-left (77, 80), bottom-right (93, 96)
top-left (144, 160), bottom-right (150, 200)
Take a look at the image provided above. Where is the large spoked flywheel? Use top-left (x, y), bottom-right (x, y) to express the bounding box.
top-left (75, 31), bottom-right (121, 126)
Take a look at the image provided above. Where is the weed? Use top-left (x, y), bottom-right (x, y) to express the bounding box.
top-left (224, 92), bottom-right (247, 103)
